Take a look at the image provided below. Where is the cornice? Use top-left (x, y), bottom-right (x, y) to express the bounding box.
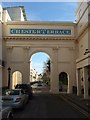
top-left (76, 53), bottom-right (90, 64)
top-left (3, 36), bottom-right (76, 41)
top-left (6, 21), bottom-right (75, 26)
top-left (75, 1), bottom-right (83, 15)
top-left (76, 22), bottom-right (89, 40)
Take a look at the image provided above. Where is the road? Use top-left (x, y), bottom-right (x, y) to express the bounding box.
top-left (13, 88), bottom-right (87, 118)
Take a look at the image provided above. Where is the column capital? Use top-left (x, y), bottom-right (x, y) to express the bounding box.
top-left (7, 46), bottom-right (13, 49)
top-left (52, 47), bottom-right (58, 51)
top-left (68, 47), bottom-right (74, 51)
top-left (23, 46), bottom-right (30, 50)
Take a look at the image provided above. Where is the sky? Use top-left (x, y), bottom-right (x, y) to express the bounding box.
top-left (2, 2), bottom-right (77, 21)
top-left (31, 52), bottom-right (50, 74)
top-left (2, 2), bottom-right (77, 74)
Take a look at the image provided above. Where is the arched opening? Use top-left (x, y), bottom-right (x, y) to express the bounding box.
top-left (81, 66), bottom-right (90, 96)
top-left (12, 71), bottom-right (22, 89)
top-left (30, 52), bottom-right (51, 92)
top-left (88, 65), bottom-right (90, 96)
top-left (59, 72), bottom-right (68, 92)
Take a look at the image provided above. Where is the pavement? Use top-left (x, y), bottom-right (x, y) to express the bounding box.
top-left (59, 92), bottom-right (90, 118)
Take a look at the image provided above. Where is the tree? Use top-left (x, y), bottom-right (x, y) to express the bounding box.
top-left (43, 59), bottom-right (50, 74)
top-left (42, 59), bottom-right (51, 84)
top-left (47, 59), bottom-right (50, 72)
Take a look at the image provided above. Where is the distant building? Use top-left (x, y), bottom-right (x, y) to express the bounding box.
top-left (3, 6), bottom-right (26, 22)
top-left (30, 62), bottom-right (38, 82)
top-left (38, 74), bottom-right (43, 81)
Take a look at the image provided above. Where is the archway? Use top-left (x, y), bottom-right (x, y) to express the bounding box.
top-left (30, 52), bottom-right (51, 92)
top-left (59, 72), bottom-right (68, 92)
top-left (88, 65), bottom-right (90, 95)
top-left (12, 71), bottom-right (22, 89)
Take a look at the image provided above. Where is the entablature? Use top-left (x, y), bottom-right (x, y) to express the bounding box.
top-left (3, 36), bottom-right (76, 41)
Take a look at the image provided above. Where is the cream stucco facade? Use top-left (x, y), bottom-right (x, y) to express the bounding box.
top-left (75, 1), bottom-right (90, 99)
top-left (0, 1), bottom-right (90, 99)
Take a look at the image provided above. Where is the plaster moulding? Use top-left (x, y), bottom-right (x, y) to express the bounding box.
top-left (3, 36), bottom-right (76, 41)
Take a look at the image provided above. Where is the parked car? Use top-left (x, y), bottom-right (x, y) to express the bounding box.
top-left (31, 81), bottom-right (47, 89)
top-left (0, 106), bottom-right (13, 120)
top-left (2, 89), bottom-right (29, 109)
top-left (15, 84), bottom-right (33, 98)
top-left (31, 83), bottom-right (42, 89)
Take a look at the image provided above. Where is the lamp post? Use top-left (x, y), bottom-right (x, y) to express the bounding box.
top-left (8, 67), bottom-right (11, 89)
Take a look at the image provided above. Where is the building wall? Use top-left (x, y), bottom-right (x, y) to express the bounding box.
top-left (78, 29), bottom-right (88, 58)
top-left (75, 0), bottom-right (90, 99)
top-left (76, 1), bottom-right (88, 35)
top-left (3, 21), bottom-right (75, 37)
top-left (76, 0), bottom-right (89, 68)
top-left (2, 21), bottom-right (76, 93)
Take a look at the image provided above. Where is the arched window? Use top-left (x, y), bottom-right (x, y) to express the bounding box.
top-left (59, 72), bottom-right (68, 92)
top-left (12, 71), bottom-right (22, 89)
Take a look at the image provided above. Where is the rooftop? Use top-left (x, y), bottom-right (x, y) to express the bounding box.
top-left (3, 6), bottom-right (27, 21)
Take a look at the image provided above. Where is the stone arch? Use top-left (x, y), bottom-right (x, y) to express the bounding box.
top-left (29, 49), bottom-right (52, 61)
top-left (12, 71), bottom-right (22, 89)
top-left (29, 49), bottom-right (52, 91)
top-left (59, 72), bottom-right (68, 92)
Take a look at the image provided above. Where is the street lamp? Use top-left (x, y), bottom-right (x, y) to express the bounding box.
top-left (8, 67), bottom-right (11, 89)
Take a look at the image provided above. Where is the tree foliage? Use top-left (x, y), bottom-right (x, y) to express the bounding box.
top-left (42, 59), bottom-right (51, 84)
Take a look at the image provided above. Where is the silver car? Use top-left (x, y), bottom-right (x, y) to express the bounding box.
top-left (2, 89), bottom-right (29, 109)
top-left (0, 106), bottom-right (13, 120)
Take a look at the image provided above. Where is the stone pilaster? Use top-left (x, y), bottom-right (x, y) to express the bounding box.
top-left (83, 67), bottom-right (88, 99)
top-left (50, 47), bottom-right (59, 94)
top-left (76, 69), bottom-right (81, 96)
top-left (22, 46), bottom-right (30, 83)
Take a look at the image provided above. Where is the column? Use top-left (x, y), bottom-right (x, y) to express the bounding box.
top-left (23, 47), bottom-right (30, 84)
top-left (76, 69), bottom-right (81, 96)
top-left (67, 74), bottom-right (72, 94)
top-left (83, 67), bottom-right (88, 99)
top-left (50, 47), bottom-right (59, 94)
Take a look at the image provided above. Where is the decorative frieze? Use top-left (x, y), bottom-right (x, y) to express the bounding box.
top-left (52, 47), bottom-right (58, 51)
top-left (3, 36), bottom-right (76, 41)
top-left (68, 47), bottom-right (74, 51)
top-left (23, 46), bottom-right (30, 50)
top-left (7, 46), bottom-right (13, 49)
